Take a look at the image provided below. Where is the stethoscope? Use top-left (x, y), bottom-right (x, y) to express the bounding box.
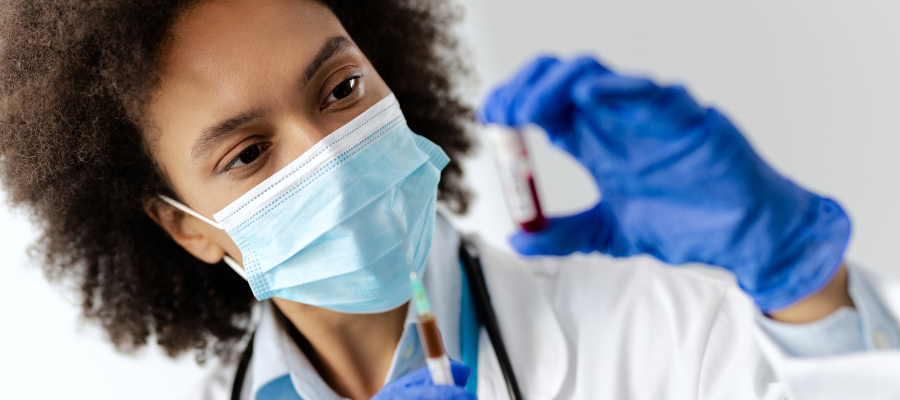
top-left (230, 238), bottom-right (523, 400)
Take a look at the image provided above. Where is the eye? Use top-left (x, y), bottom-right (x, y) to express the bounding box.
top-left (325, 76), bottom-right (359, 103)
top-left (225, 143), bottom-right (264, 171)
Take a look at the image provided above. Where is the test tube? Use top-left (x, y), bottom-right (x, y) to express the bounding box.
top-left (487, 125), bottom-right (548, 232)
top-left (409, 272), bottom-right (454, 385)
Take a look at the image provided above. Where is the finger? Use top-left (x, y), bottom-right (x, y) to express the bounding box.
top-left (480, 56), bottom-right (560, 126)
top-left (573, 76), bottom-right (706, 133)
top-left (449, 360), bottom-right (471, 387)
top-left (379, 361), bottom-right (470, 395)
top-left (374, 385), bottom-right (476, 400)
top-left (515, 55), bottom-right (610, 132)
top-left (570, 73), bottom-right (658, 106)
top-left (651, 85), bottom-right (707, 129)
top-left (382, 365), bottom-right (433, 391)
top-left (508, 55), bottom-right (561, 94)
top-left (509, 202), bottom-right (613, 256)
top-left (480, 87), bottom-right (515, 125)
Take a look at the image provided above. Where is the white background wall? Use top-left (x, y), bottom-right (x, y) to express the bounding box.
top-left (3, 0), bottom-right (900, 398)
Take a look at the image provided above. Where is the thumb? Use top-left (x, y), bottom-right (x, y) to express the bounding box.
top-left (509, 203), bottom-right (612, 256)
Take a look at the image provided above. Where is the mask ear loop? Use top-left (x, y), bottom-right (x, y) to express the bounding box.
top-left (158, 194), bottom-right (223, 229)
top-left (222, 255), bottom-right (249, 281)
top-left (158, 195), bottom-right (249, 281)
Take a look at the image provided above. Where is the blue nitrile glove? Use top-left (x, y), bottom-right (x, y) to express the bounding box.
top-left (480, 55), bottom-right (851, 312)
top-left (371, 360), bottom-right (475, 400)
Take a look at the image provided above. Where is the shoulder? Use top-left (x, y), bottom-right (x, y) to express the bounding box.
top-left (472, 235), bottom-right (765, 349)
top-left (468, 236), bottom-right (769, 397)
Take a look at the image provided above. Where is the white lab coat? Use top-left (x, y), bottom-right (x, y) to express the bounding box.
top-left (193, 217), bottom-right (900, 400)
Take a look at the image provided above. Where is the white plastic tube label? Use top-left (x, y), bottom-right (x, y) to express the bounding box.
top-left (426, 354), bottom-right (454, 385)
top-left (488, 126), bottom-right (538, 223)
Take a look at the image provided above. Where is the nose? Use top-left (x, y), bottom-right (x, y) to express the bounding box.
top-left (280, 117), bottom-right (333, 160)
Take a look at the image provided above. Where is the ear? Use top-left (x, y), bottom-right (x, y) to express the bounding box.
top-left (144, 197), bottom-right (226, 264)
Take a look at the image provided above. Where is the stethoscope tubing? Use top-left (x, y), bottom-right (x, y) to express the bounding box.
top-left (458, 238), bottom-right (524, 400)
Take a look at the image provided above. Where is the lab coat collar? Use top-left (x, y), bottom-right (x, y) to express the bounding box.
top-left (246, 213), bottom-right (465, 400)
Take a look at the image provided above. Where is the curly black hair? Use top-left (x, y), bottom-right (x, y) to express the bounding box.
top-left (0, 0), bottom-right (474, 362)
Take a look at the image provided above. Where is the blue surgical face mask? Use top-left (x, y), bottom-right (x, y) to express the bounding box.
top-left (161, 94), bottom-right (448, 313)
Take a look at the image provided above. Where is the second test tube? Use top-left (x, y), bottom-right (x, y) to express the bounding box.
top-left (487, 125), bottom-right (547, 232)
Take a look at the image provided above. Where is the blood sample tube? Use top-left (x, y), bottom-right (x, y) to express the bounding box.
top-left (487, 125), bottom-right (548, 232)
top-left (410, 272), bottom-right (454, 385)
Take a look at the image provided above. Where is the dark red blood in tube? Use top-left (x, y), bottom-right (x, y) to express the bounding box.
top-left (520, 177), bottom-right (548, 232)
top-left (417, 313), bottom-right (446, 359)
top-left (489, 125), bottom-right (548, 233)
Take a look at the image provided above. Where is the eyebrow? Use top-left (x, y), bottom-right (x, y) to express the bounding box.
top-left (300, 36), bottom-right (353, 86)
top-left (191, 109), bottom-right (265, 164)
top-left (191, 36), bottom-right (353, 165)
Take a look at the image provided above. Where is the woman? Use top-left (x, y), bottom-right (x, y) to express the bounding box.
top-left (0, 0), bottom-right (897, 399)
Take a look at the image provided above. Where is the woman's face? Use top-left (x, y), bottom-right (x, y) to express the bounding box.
top-left (145, 0), bottom-right (391, 264)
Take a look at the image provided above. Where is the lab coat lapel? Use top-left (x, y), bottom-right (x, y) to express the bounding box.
top-left (469, 235), bottom-right (569, 400)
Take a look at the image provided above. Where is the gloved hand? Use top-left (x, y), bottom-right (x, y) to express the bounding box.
top-left (371, 360), bottom-right (475, 400)
top-left (480, 55), bottom-right (851, 312)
